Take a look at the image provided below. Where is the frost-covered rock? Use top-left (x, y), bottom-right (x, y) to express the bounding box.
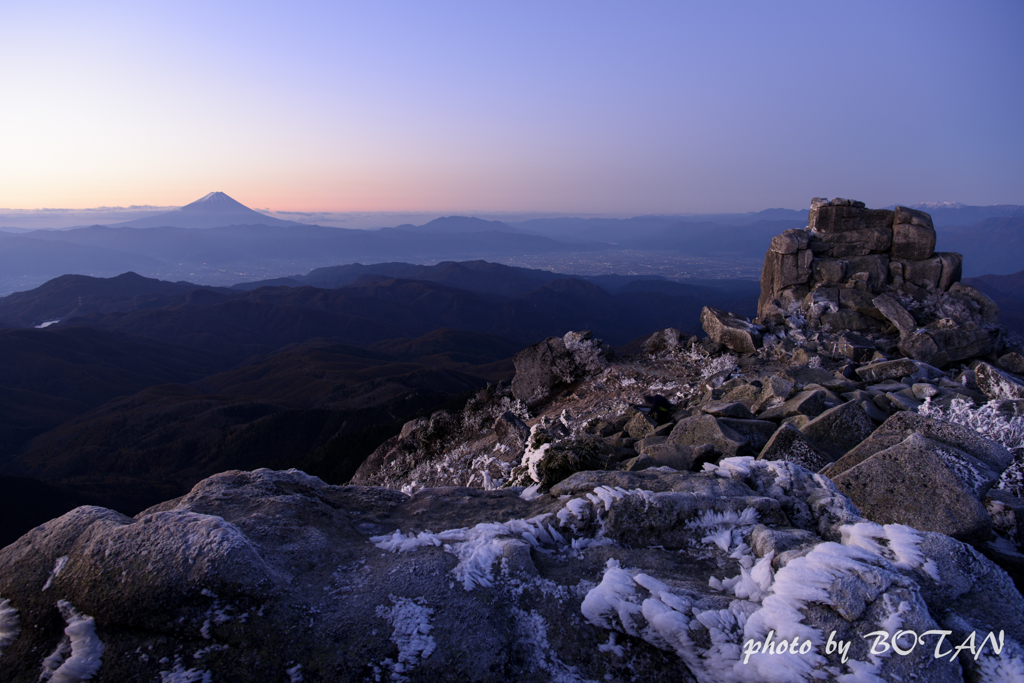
top-left (831, 434), bottom-right (996, 542)
top-left (2, 463), bottom-right (1023, 682)
top-left (700, 306), bottom-right (763, 355)
top-left (975, 361), bottom-right (1024, 401)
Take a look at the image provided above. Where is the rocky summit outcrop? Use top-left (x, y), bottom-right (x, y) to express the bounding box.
top-left (3, 465), bottom-right (1024, 683)
top-left (704, 198), bottom-right (1005, 369)
top-left (6, 198), bottom-right (1024, 681)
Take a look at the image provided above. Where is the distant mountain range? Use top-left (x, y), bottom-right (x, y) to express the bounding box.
top-left (2, 192), bottom-right (1023, 297)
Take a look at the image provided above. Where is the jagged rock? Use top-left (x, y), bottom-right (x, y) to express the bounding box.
top-left (751, 375), bottom-right (793, 413)
top-left (635, 443), bottom-right (712, 472)
top-left (641, 327), bottom-right (685, 356)
top-left (820, 308), bottom-right (880, 333)
top-left (783, 366), bottom-right (855, 393)
top-left (756, 424), bottom-right (832, 472)
top-left (845, 254), bottom-right (891, 290)
top-left (855, 357), bottom-right (943, 383)
top-left (769, 228), bottom-right (810, 254)
top-left (758, 389), bottom-right (827, 421)
top-left (899, 324), bottom-right (994, 368)
top-left (825, 330), bottom-right (876, 361)
top-left (77, 462), bottom-right (985, 683)
top-left (872, 293), bottom-right (917, 336)
top-left (950, 282), bottom-right (1001, 324)
top-left (623, 411), bottom-right (658, 439)
top-left (514, 433), bottom-right (606, 490)
top-left (716, 418), bottom-right (777, 452)
top-left (700, 306), bottom-right (762, 354)
top-left (720, 382), bottom-right (761, 404)
top-left (758, 249), bottom-right (814, 319)
top-left (698, 401), bottom-right (754, 420)
top-left (668, 413), bottom-right (748, 458)
top-left (975, 361), bottom-right (1024, 400)
top-left (800, 401), bottom-right (876, 462)
top-left (510, 335), bottom-right (572, 408)
top-left (831, 434), bottom-right (994, 542)
top-left (823, 411), bottom-right (1013, 485)
top-left (886, 390), bottom-right (922, 411)
top-left (494, 411), bottom-right (530, 452)
top-left (623, 454), bottom-right (659, 471)
top-left (811, 257), bottom-right (847, 285)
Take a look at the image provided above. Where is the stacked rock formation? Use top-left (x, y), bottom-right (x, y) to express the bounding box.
top-left (749, 198), bottom-right (1000, 367)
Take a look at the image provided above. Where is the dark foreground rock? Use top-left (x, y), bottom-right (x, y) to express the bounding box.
top-left (2, 465), bottom-right (1023, 682)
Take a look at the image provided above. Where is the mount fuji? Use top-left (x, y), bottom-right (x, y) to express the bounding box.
top-left (109, 191), bottom-right (305, 229)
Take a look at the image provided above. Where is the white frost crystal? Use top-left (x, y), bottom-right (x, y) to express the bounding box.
top-left (376, 596), bottom-right (436, 681)
top-left (0, 597), bottom-right (20, 655)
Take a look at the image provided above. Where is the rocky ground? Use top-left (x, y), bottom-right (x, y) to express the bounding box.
top-left (2, 199), bottom-right (1024, 682)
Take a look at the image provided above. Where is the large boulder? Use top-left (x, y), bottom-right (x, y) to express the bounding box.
top-left (891, 206), bottom-right (937, 261)
top-left (823, 411), bottom-right (1014, 482)
top-left (898, 325), bottom-right (994, 367)
top-left (808, 202), bottom-right (894, 257)
top-left (799, 401), bottom-right (877, 462)
top-left (872, 293), bottom-right (917, 336)
top-left (830, 434), bottom-right (994, 542)
top-left (668, 413), bottom-right (748, 458)
top-left (756, 424), bottom-right (832, 472)
top-left (700, 306), bottom-right (763, 354)
top-left (2, 465), bottom-right (1022, 682)
top-left (510, 336), bottom-right (572, 408)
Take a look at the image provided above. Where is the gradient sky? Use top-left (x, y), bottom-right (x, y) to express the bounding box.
top-left (2, 1), bottom-right (1022, 214)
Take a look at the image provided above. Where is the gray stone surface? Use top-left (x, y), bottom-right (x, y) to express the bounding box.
top-left (936, 251), bottom-right (963, 291)
top-left (999, 352), bottom-right (1024, 375)
top-left (975, 361), bottom-right (1024, 400)
top-left (624, 411), bottom-right (659, 439)
top-left (641, 327), bottom-right (685, 356)
top-left (824, 411), bottom-right (1013, 486)
top-left (891, 217), bottom-right (936, 261)
top-left (808, 204), bottom-right (894, 257)
top-left (800, 401), bottom-right (876, 462)
top-left (699, 401), bottom-right (754, 420)
top-left (668, 413), bottom-right (748, 458)
top-left (855, 358), bottom-right (942, 382)
top-left (831, 434), bottom-right (994, 542)
top-left (899, 325), bottom-right (994, 368)
top-left (769, 228), bottom-right (810, 254)
top-left (950, 282), bottom-right (1000, 324)
top-left (717, 417), bottom-right (778, 452)
top-left (511, 336), bottom-right (572, 408)
top-left (872, 293), bottom-right (917, 336)
top-left (758, 389), bottom-right (827, 420)
top-left (756, 424), bottom-right (832, 472)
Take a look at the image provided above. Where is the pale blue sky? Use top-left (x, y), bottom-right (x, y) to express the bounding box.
top-left (1, 1), bottom-right (1021, 213)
